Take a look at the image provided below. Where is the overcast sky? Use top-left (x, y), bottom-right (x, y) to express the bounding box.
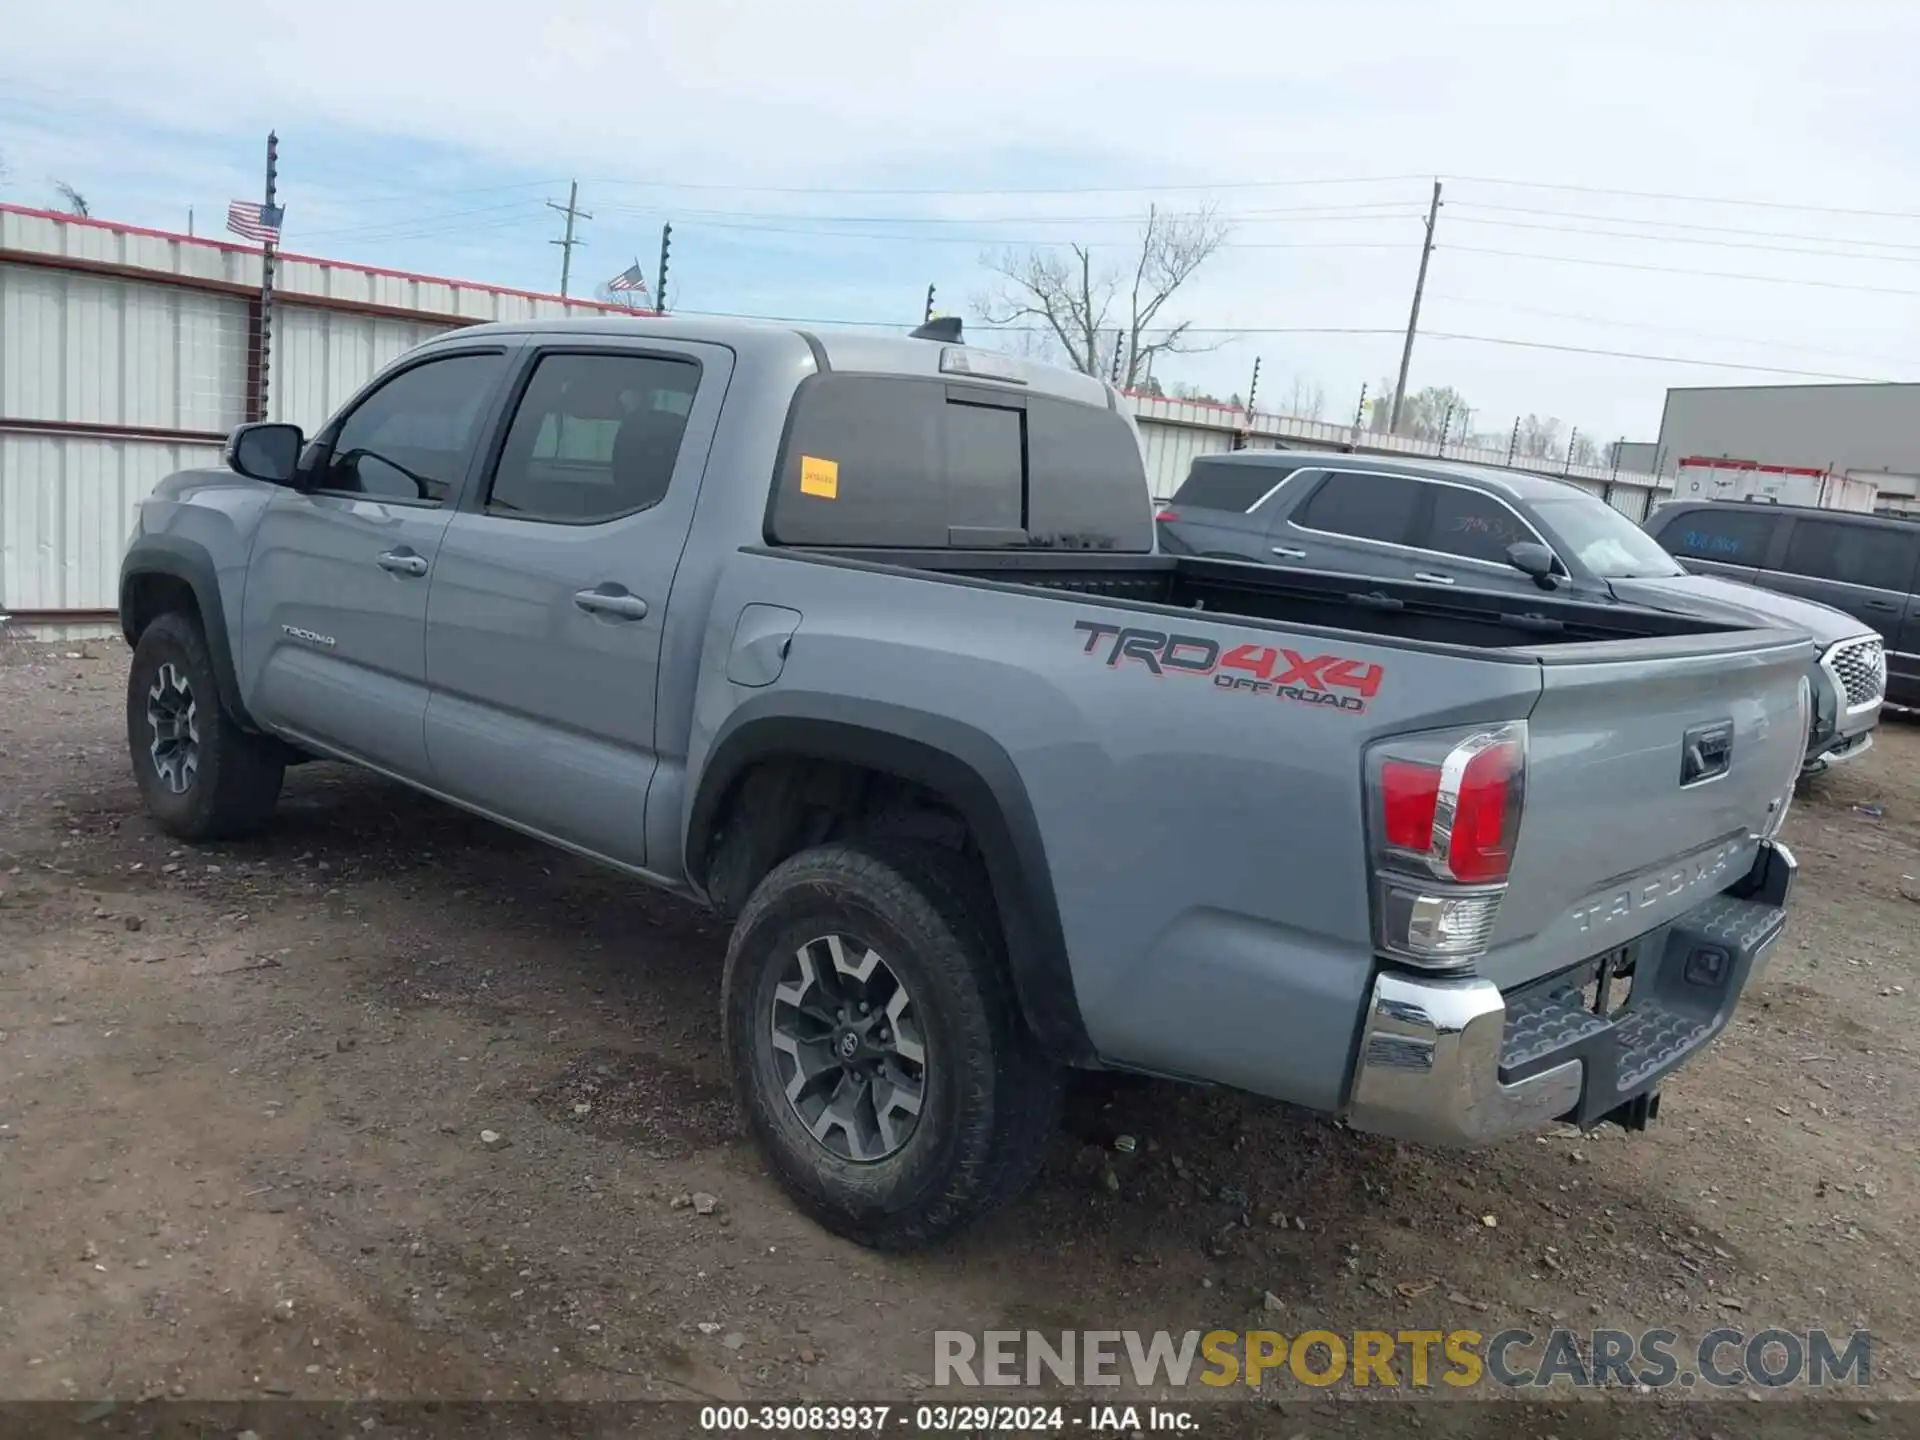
top-left (5, 0), bottom-right (1919, 449)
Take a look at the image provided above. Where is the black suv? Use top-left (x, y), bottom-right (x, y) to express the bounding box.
top-left (1643, 499), bottom-right (1919, 708)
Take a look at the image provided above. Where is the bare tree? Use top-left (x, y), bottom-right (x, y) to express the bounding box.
top-left (52, 181), bottom-right (89, 218)
top-left (1567, 432), bottom-right (1601, 468)
top-left (977, 205), bottom-right (1231, 389)
top-left (1279, 375), bottom-right (1327, 421)
top-left (1516, 414), bottom-right (1564, 461)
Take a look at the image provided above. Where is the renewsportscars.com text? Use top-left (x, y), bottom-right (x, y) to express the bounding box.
top-left (934, 1327), bottom-right (1871, 1391)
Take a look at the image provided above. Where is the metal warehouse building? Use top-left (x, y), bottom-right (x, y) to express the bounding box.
top-left (0, 204), bottom-right (624, 631)
top-left (1650, 382), bottom-right (1920, 513)
top-left (1, 202), bottom-right (1674, 633)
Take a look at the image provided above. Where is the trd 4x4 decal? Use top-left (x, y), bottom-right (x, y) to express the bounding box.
top-left (1072, 619), bottom-right (1383, 714)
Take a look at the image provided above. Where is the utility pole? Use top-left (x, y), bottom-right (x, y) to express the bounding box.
top-left (656, 222), bottom-right (672, 314)
top-left (1387, 180), bottom-right (1442, 435)
top-left (257, 132), bottom-right (281, 423)
top-left (546, 181), bottom-right (591, 298)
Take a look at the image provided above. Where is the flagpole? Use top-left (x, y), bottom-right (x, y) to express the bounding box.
top-left (257, 132), bottom-right (279, 423)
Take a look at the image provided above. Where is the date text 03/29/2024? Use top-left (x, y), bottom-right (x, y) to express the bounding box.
top-left (698, 1404), bottom-right (1193, 1432)
top-left (1072, 620), bottom-right (1385, 715)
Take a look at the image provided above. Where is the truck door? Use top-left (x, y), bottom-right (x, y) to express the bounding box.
top-left (240, 347), bottom-right (512, 780)
top-left (421, 338), bottom-right (731, 871)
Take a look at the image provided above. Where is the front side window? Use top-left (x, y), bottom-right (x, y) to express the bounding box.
top-left (322, 352), bottom-right (507, 505)
top-left (1419, 484), bottom-right (1544, 565)
top-left (322, 353), bottom-right (506, 506)
top-left (486, 352), bottom-right (700, 523)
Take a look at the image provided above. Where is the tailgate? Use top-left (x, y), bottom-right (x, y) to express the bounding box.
top-left (1482, 630), bottom-right (1811, 989)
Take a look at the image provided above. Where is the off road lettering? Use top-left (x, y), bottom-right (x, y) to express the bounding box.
top-left (1072, 619), bottom-right (1381, 713)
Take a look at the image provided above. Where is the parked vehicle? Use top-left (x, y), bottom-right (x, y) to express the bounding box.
top-left (1644, 498), bottom-right (1918, 711)
top-left (1156, 451), bottom-right (1884, 772)
top-left (121, 319), bottom-right (1805, 1249)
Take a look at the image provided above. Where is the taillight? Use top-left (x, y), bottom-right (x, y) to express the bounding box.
top-left (1380, 760), bottom-right (1439, 851)
top-left (1367, 722), bottom-right (1527, 968)
top-left (1155, 508), bottom-right (1179, 522)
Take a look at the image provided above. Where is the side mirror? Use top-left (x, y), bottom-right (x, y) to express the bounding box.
top-left (224, 422), bottom-right (305, 485)
top-left (1506, 540), bottom-right (1561, 590)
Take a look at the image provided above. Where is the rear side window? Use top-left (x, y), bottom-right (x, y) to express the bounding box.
top-left (1781, 518), bottom-right (1919, 592)
top-left (1172, 459), bottom-right (1293, 512)
top-left (767, 375), bottom-right (1151, 550)
top-left (486, 352), bottom-right (700, 523)
top-left (1419, 484), bottom-right (1542, 564)
top-left (1292, 472), bottom-right (1422, 546)
top-left (1652, 507), bottom-right (1779, 564)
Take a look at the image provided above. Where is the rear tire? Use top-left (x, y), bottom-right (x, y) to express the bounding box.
top-left (126, 612), bottom-right (285, 841)
top-left (722, 839), bottom-right (1061, 1250)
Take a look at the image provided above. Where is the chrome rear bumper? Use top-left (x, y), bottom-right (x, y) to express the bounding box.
top-left (1344, 840), bottom-right (1795, 1147)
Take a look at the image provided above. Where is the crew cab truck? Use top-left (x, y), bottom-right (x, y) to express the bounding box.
top-left (120, 316), bottom-right (1808, 1249)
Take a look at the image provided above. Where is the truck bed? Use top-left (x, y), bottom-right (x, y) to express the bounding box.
top-left (785, 547), bottom-right (1784, 654)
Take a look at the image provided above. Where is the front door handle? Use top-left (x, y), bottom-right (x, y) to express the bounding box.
top-left (1414, 571), bottom-right (1455, 585)
top-left (1270, 546), bottom-right (1307, 559)
top-left (1864, 598), bottom-right (1898, 612)
top-left (574, 587), bottom-right (650, 621)
top-left (377, 549), bottom-right (429, 578)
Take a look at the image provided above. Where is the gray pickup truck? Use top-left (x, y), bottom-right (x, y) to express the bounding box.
top-left (119, 316), bottom-right (1807, 1249)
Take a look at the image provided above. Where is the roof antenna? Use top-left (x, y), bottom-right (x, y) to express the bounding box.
top-left (910, 315), bottom-right (963, 343)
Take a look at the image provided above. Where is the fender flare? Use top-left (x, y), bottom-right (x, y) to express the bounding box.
top-left (119, 534), bottom-right (259, 732)
top-left (686, 694), bottom-right (1095, 1065)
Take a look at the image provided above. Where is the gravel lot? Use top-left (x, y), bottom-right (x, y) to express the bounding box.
top-left (1, 638), bottom-right (1914, 1435)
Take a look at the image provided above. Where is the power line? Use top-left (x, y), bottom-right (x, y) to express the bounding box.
top-left (1444, 214), bottom-right (1920, 264)
top-left (1419, 331), bottom-right (1892, 383)
top-left (1447, 201), bottom-right (1920, 253)
top-left (581, 172), bottom-right (1431, 197)
top-left (1443, 245), bottom-right (1920, 297)
top-left (668, 307), bottom-right (1907, 378)
top-left (1444, 174), bottom-right (1920, 222)
top-left (1425, 293), bottom-right (1920, 368)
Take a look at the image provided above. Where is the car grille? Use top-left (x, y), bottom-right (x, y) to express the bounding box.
top-left (1826, 636), bottom-right (1886, 710)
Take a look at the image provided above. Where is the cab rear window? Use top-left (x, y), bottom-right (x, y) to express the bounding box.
top-left (766, 374), bottom-right (1151, 551)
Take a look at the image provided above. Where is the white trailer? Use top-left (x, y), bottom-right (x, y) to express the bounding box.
top-left (1674, 456), bottom-right (1878, 512)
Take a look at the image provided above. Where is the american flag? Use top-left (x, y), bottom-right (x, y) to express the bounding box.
top-left (606, 261), bottom-right (650, 298)
top-left (226, 200), bottom-right (284, 245)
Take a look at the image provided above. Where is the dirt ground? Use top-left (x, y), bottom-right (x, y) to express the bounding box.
top-left (1, 638), bottom-right (1915, 1434)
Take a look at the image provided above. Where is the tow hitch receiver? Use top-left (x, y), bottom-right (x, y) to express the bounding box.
top-left (1600, 1089), bottom-right (1661, 1133)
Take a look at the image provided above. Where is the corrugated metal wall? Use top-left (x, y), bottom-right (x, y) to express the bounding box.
top-left (1, 265), bottom-right (247, 432)
top-left (1, 434), bottom-right (222, 613)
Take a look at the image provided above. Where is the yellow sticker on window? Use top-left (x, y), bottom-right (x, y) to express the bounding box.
top-left (800, 455), bottom-right (839, 499)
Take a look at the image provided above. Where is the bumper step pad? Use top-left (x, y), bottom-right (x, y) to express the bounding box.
top-left (1498, 893), bottom-right (1786, 1129)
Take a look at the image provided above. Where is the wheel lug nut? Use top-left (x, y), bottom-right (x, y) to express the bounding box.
top-left (859, 1002), bottom-right (869, 1014)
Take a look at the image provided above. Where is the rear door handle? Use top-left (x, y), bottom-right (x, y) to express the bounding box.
top-left (1414, 571), bottom-right (1455, 585)
top-left (1864, 599), bottom-right (1898, 612)
top-left (377, 550), bottom-right (429, 577)
top-left (1270, 546), bottom-right (1306, 559)
top-left (574, 587), bottom-right (650, 621)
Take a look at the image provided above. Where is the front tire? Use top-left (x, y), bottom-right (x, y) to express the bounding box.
top-left (126, 612), bottom-right (285, 841)
top-left (722, 840), bottom-right (1061, 1250)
